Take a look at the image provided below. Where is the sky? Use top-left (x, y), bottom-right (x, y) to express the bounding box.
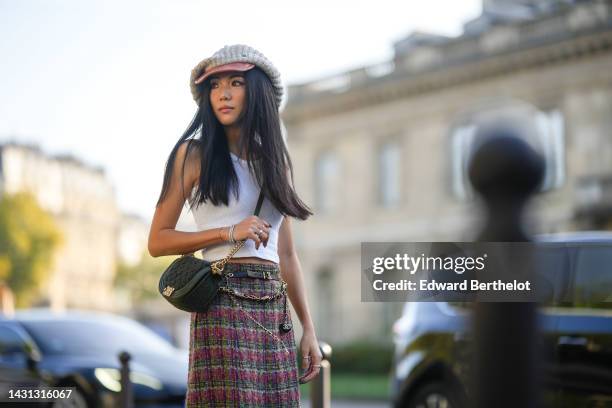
top-left (0, 0), bottom-right (482, 221)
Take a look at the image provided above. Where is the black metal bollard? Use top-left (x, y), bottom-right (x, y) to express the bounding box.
top-left (310, 341), bottom-right (332, 408)
top-left (468, 132), bottom-right (545, 408)
top-left (118, 350), bottom-right (134, 408)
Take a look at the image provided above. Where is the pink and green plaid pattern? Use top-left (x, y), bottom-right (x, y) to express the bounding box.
top-left (186, 263), bottom-right (300, 407)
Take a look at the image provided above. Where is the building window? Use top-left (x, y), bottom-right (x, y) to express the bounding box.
top-left (451, 124), bottom-right (477, 199)
top-left (377, 141), bottom-right (402, 208)
top-left (450, 108), bottom-right (565, 199)
top-left (314, 151), bottom-right (340, 213)
top-left (535, 109), bottom-right (565, 190)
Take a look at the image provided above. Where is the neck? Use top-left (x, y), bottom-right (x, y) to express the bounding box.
top-left (224, 125), bottom-right (244, 157)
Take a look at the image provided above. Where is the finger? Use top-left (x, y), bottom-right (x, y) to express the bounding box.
top-left (304, 370), bottom-right (319, 383)
top-left (303, 349), bottom-right (323, 382)
top-left (299, 372), bottom-right (311, 384)
top-left (249, 232), bottom-right (262, 249)
top-left (301, 353), bottom-right (310, 369)
top-left (300, 364), bottom-right (313, 381)
top-left (306, 352), bottom-right (322, 372)
top-left (254, 225), bottom-right (266, 237)
top-left (302, 367), bottom-right (320, 383)
top-left (309, 362), bottom-right (321, 377)
top-left (256, 230), bottom-right (266, 248)
top-left (254, 228), bottom-right (268, 248)
top-left (249, 226), bottom-right (261, 237)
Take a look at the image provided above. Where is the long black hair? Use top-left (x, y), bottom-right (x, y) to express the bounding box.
top-left (155, 66), bottom-right (313, 220)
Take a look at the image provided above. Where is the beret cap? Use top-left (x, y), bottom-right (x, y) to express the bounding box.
top-left (190, 44), bottom-right (284, 109)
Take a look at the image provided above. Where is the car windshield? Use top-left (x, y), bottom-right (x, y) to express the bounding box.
top-left (20, 317), bottom-right (177, 356)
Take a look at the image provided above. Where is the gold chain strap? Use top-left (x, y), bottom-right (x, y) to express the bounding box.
top-left (189, 190), bottom-right (264, 275)
top-left (224, 284), bottom-right (290, 355)
top-left (181, 201), bottom-right (289, 351)
top-left (184, 239), bottom-right (246, 276)
top-left (219, 280), bottom-right (287, 301)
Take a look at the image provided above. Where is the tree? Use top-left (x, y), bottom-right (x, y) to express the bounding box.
top-left (0, 191), bottom-right (63, 307)
top-left (114, 249), bottom-right (172, 304)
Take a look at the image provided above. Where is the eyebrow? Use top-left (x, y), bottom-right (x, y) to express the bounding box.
top-left (210, 74), bottom-right (245, 81)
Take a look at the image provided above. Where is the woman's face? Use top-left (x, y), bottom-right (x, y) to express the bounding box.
top-left (209, 72), bottom-right (246, 127)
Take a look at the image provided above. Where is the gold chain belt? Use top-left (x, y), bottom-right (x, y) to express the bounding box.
top-left (218, 279), bottom-right (287, 301)
top-left (220, 275), bottom-right (291, 355)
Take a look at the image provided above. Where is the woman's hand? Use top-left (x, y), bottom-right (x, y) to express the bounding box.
top-left (298, 328), bottom-right (323, 384)
top-left (232, 215), bottom-right (271, 249)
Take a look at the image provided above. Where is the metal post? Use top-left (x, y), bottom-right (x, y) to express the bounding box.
top-left (468, 132), bottom-right (544, 408)
top-left (311, 341), bottom-right (332, 408)
top-left (118, 350), bottom-right (134, 408)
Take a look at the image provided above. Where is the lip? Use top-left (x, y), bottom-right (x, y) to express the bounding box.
top-left (219, 106), bottom-right (234, 113)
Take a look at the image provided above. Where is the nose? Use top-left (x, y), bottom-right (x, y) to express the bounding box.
top-left (220, 85), bottom-right (231, 100)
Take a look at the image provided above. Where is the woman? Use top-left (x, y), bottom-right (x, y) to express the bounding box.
top-left (148, 44), bottom-right (322, 407)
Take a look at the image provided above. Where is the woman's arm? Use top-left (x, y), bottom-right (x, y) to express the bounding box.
top-left (148, 142), bottom-right (230, 257)
top-left (277, 216), bottom-right (314, 331)
top-left (277, 215), bottom-right (322, 382)
top-left (148, 142), bottom-right (272, 257)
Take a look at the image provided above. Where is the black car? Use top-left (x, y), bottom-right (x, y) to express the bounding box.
top-left (390, 231), bottom-right (612, 408)
top-left (0, 308), bottom-right (188, 408)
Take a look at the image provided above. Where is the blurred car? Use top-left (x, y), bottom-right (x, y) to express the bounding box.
top-left (0, 308), bottom-right (188, 408)
top-left (390, 231), bottom-right (612, 408)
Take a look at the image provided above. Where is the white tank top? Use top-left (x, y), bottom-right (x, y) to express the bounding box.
top-left (187, 151), bottom-right (284, 263)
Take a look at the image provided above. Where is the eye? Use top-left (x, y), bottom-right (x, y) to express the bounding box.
top-left (232, 79), bottom-right (245, 86)
top-left (210, 81), bottom-right (219, 88)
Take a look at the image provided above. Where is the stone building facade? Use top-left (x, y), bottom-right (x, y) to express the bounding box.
top-left (0, 142), bottom-right (120, 312)
top-left (282, 0), bottom-right (612, 344)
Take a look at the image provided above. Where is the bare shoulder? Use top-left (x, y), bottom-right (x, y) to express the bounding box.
top-left (177, 139), bottom-right (202, 190)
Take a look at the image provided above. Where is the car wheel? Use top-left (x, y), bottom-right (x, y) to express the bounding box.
top-left (50, 386), bottom-right (89, 408)
top-left (406, 381), bottom-right (465, 408)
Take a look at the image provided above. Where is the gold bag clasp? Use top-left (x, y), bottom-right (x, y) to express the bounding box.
top-left (210, 261), bottom-right (225, 275)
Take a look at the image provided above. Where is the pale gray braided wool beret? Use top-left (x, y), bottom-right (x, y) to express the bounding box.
top-left (190, 44), bottom-right (284, 109)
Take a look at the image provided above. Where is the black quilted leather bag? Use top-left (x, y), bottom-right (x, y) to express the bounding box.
top-left (158, 190), bottom-right (264, 312)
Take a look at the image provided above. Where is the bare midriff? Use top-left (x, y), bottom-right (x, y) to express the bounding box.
top-left (226, 256), bottom-right (278, 266)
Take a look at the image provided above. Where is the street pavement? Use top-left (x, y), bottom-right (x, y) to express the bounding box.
top-left (300, 399), bottom-right (390, 407)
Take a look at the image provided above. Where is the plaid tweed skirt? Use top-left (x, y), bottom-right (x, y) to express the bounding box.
top-left (186, 262), bottom-right (301, 407)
